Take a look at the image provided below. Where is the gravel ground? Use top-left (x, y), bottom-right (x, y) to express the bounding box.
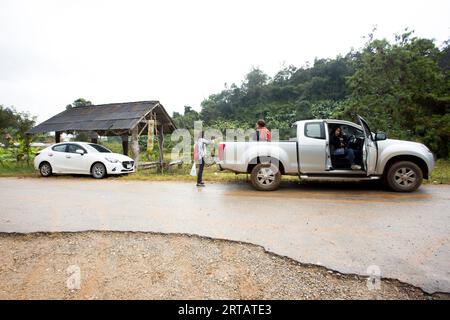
top-left (0, 231), bottom-right (447, 300)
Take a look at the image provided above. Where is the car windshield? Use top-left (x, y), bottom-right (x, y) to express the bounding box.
top-left (88, 143), bottom-right (112, 153)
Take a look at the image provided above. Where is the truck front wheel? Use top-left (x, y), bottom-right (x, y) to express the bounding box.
top-left (251, 163), bottom-right (281, 191)
top-left (385, 161), bottom-right (423, 192)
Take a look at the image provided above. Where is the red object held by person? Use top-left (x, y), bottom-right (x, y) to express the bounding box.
top-left (194, 144), bottom-right (199, 161)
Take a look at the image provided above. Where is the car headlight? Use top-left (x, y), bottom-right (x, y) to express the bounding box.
top-left (105, 157), bottom-right (119, 163)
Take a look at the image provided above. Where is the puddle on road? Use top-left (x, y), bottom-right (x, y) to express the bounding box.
top-left (221, 182), bottom-right (433, 203)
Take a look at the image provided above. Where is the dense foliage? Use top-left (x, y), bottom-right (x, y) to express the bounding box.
top-left (0, 105), bottom-right (36, 164)
top-left (173, 31), bottom-right (450, 158)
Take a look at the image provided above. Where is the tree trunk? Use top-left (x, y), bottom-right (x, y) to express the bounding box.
top-left (131, 126), bottom-right (139, 169)
top-left (158, 124), bottom-right (164, 173)
top-left (25, 134), bottom-right (31, 166)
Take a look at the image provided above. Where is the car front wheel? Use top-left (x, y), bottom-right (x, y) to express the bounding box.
top-left (386, 161), bottom-right (423, 192)
top-left (91, 162), bottom-right (107, 179)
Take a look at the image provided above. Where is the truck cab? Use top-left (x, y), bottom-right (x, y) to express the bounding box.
top-left (295, 116), bottom-right (376, 175)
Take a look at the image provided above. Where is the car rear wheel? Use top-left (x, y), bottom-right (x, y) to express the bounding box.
top-left (39, 162), bottom-right (52, 177)
top-left (91, 162), bottom-right (106, 179)
top-left (250, 163), bottom-right (281, 191)
top-left (386, 161), bottom-right (423, 192)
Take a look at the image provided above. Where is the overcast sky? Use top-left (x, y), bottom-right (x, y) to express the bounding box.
top-left (1, 0), bottom-right (449, 123)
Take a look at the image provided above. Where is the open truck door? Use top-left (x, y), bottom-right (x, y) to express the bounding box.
top-left (357, 115), bottom-right (378, 175)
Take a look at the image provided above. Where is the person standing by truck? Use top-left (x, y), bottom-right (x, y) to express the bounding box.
top-left (195, 131), bottom-right (211, 187)
top-left (255, 119), bottom-right (272, 142)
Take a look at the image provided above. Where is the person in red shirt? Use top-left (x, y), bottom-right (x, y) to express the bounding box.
top-left (256, 119), bottom-right (272, 142)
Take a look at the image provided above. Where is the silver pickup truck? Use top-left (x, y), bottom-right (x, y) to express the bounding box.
top-left (217, 116), bottom-right (434, 192)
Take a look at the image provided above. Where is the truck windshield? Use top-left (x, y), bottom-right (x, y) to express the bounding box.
top-left (341, 125), bottom-right (364, 138)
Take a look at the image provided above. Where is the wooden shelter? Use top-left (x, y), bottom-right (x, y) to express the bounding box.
top-left (26, 101), bottom-right (176, 169)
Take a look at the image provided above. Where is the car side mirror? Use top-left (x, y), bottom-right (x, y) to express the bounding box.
top-left (375, 132), bottom-right (387, 141)
top-left (76, 149), bottom-right (85, 155)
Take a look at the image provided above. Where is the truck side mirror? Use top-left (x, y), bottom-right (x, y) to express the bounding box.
top-left (375, 132), bottom-right (387, 141)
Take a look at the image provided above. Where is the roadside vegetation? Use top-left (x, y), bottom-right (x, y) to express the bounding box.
top-left (430, 159), bottom-right (450, 184)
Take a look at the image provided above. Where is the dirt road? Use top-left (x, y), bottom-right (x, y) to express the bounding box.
top-left (0, 177), bottom-right (449, 294)
top-left (1, 231), bottom-right (444, 300)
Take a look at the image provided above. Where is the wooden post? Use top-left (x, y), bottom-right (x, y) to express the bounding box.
top-left (25, 134), bottom-right (31, 166)
top-left (90, 131), bottom-right (98, 144)
top-left (158, 124), bottom-right (164, 173)
top-left (122, 135), bottom-right (129, 156)
top-left (131, 126), bottom-right (139, 169)
top-left (55, 131), bottom-right (61, 143)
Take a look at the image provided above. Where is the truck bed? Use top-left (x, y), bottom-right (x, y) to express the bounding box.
top-left (218, 140), bottom-right (299, 174)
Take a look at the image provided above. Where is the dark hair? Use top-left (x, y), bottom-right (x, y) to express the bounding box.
top-left (334, 127), bottom-right (342, 136)
top-left (257, 119), bottom-right (266, 128)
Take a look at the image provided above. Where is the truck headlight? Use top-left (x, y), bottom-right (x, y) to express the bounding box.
top-left (105, 157), bottom-right (119, 163)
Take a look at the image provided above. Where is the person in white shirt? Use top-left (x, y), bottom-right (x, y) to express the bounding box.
top-left (196, 131), bottom-right (211, 187)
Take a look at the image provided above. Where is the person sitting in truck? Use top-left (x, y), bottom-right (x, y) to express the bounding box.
top-left (330, 127), bottom-right (361, 170)
top-left (255, 119), bottom-right (272, 142)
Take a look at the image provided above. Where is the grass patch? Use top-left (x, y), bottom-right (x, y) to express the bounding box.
top-left (428, 159), bottom-right (450, 184)
top-left (0, 163), bottom-right (35, 177)
top-left (115, 164), bottom-right (250, 183)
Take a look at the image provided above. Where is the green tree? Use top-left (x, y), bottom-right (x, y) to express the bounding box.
top-left (341, 31), bottom-right (450, 157)
top-left (172, 106), bottom-right (200, 129)
top-left (66, 98), bottom-right (92, 110)
top-left (0, 105), bottom-right (36, 144)
top-left (65, 98), bottom-right (93, 141)
top-left (0, 105), bottom-right (36, 163)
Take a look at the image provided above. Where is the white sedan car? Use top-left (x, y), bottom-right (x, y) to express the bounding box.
top-left (34, 142), bottom-right (136, 178)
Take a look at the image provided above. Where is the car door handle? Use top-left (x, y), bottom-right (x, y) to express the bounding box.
top-left (66, 155), bottom-right (71, 158)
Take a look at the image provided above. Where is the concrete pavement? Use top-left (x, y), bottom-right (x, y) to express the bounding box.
top-left (0, 177), bottom-right (449, 293)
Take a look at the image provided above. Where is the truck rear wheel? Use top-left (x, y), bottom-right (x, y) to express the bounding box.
top-left (251, 163), bottom-right (281, 191)
top-left (385, 161), bottom-right (423, 192)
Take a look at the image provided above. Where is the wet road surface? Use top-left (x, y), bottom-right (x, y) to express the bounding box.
top-left (0, 177), bottom-right (449, 293)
